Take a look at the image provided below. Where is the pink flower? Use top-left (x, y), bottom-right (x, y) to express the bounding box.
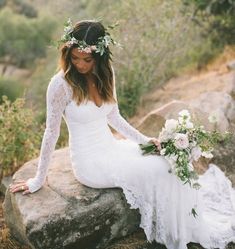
top-left (174, 133), bottom-right (189, 149)
top-left (90, 45), bottom-right (97, 51)
top-left (83, 47), bottom-right (92, 53)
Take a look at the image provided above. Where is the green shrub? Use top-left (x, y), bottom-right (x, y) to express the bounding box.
top-left (0, 7), bottom-right (56, 67)
top-left (0, 77), bottom-right (24, 102)
top-left (11, 0), bottom-right (38, 18)
top-left (182, 0), bottom-right (235, 45)
top-left (0, 0), bottom-right (6, 9)
top-left (0, 96), bottom-right (43, 181)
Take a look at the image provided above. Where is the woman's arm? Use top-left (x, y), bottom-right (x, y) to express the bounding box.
top-left (107, 67), bottom-right (153, 145)
top-left (25, 75), bottom-right (70, 193)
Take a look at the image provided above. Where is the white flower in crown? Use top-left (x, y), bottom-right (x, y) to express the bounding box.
top-left (90, 45), bottom-right (97, 51)
top-left (83, 47), bottom-right (93, 53)
top-left (64, 18), bottom-right (73, 33)
top-left (103, 35), bottom-right (111, 47)
top-left (55, 18), bottom-right (120, 56)
top-left (67, 37), bottom-right (78, 45)
top-left (64, 25), bottom-right (73, 34)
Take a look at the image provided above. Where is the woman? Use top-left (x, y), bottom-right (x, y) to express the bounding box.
top-left (9, 19), bottom-right (235, 249)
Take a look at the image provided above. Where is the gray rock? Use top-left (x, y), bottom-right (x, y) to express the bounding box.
top-left (3, 148), bottom-right (140, 249)
top-left (212, 133), bottom-right (235, 187)
top-left (189, 91), bottom-right (235, 132)
top-left (0, 175), bottom-right (12, 195)
top-left (137, 100), bottom-right (214, 137)
top-left (227, 60), bottom-right (235, 71)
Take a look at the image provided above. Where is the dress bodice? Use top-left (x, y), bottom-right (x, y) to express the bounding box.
top-left (64, 99), bottom-right (114, 125)
top-left (26, 69), bottom-right (152, 193)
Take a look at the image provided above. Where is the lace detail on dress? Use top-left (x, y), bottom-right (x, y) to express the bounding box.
top-left (26, 71), bottom-right (72, 193)
top-left (110, 173), bottom-right (167, 245)
top-left (107, 105), bottom-right (152, 144)
top-left (107, 67), bottom-right (152, 145)
top-left (111, 164), bottom-right (235, 249)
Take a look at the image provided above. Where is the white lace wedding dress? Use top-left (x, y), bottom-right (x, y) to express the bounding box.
top-left (26, 69), bottom-right (235, 249)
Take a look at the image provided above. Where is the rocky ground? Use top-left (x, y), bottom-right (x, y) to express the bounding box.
top-left (130, 46), bottom-right (235, 127)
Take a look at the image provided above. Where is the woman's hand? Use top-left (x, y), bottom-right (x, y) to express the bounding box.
top-left (148, 137), bottom-right (161, 151)
top-left (9, 180), bottom-right (31, 195)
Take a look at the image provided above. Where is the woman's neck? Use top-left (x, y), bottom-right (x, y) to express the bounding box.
top-left (84, 72), bottom-right (95, 81)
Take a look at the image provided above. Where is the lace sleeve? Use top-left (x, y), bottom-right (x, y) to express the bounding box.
top-left (107, 67), bottom-right (153, 145)
top-left (26, 74), bottom-right (71, 193)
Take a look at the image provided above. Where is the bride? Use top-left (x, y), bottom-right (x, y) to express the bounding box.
top-left (9, 19), bottom-right (235, 249)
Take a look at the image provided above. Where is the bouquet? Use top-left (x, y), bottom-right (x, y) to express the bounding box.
top-left (139, 109), bottom-right (230, 217)
top-left (139, 109), bottom-right (230, 190)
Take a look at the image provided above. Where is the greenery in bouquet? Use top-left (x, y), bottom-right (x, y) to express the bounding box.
top-left (139, 109), bottom-right (231, 190)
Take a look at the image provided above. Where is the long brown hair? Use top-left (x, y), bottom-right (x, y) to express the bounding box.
top-left (58, 20), bottom-right (116, 105)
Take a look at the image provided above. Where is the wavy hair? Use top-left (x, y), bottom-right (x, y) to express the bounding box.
top-left (58, 20), bottom-right (116, 105)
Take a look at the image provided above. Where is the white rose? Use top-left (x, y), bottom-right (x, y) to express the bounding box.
top-left (191, 146), bottom-right (202, 161)
top-left (174, 133), bottom-right (189, 149)
top-left (159, 128), bottom-right (173, 142)
top-left (165, 119), bottom-right (178, 133)
top-left (202, 151), bottom-right (213, 159)
top-left (160, 148), bottom-right (166, 156)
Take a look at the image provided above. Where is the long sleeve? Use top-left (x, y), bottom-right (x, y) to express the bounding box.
top-left (26, 73), bottom-right (71, 193)
top-left (107, 67), bottom-right (152, 145)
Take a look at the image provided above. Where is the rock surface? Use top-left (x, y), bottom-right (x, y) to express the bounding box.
top-left (3, 148), bottom-right (140, 249)
top-left (189, 91), bottom-right (235, 132)
top-left (137, 100), bottom-right (214, 137)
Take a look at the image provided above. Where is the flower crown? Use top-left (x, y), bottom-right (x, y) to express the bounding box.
top-left (57, 18), bottom-right (120, 56)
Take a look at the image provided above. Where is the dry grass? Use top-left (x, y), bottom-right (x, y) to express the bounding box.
top-left (0, 193), bottom-right (30, 249)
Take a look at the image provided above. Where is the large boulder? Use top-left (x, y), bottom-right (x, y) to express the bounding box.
top-left (188, 91), bottom-right (235, 185)
top-left (3, 148), bottom-right (140, 249)
top-left (211, 134), bottom-right (235, 187)
top-left (137, 100), bottom-right (214, 138)
top-left (189, 91), bottom-right (235, 132)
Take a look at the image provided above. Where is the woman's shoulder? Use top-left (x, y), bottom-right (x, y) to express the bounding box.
top-left (48, 69), bottom-right (72, 99)
top-left (50, 69), bottom-right (67, 85)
